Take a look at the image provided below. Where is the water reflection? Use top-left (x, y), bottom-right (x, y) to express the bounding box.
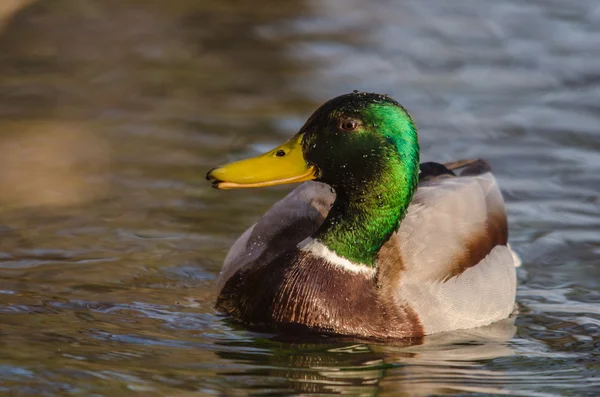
top-left (216, 317), bottom-right (516, 396)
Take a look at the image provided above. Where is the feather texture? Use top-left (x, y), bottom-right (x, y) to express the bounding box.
top-left (217, 163), bottom-right (518, 335)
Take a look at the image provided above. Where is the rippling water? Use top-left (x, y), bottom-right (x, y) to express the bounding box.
top-left (0, 0), bottom-right (599, 396)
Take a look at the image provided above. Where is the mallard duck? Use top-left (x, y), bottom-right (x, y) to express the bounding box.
top-left (206, 92), bottom-right (519, 339)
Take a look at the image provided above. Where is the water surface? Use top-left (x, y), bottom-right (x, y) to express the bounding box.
top-left (1, 0), bottom-right (599, 396)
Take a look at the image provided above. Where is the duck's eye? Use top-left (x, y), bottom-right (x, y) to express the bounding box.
top-left (340, 119), bottom-right (359, 132)
top-left (275, 150), bottom-right (286, 157)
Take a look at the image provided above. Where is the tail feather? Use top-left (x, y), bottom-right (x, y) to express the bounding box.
top-left (443, 159), bottom-right (492, 176)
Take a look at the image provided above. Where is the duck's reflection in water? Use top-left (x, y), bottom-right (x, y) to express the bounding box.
top-left (216, 315), bottom-right (516, 396)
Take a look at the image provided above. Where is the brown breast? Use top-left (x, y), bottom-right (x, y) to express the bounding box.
top-left (216, 250), bottom-right (424, 339)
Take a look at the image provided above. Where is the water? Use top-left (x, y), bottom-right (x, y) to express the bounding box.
top-left (0, 0), bottom-right (599, 396)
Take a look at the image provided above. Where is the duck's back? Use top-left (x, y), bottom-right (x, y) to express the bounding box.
top-left (217, 160), bottom-right (519, 336)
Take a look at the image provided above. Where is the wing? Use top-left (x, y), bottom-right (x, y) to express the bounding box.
top-left (380, 161), bottom-right (509, 281)
top-left (378, 160), bottom-right (518, 333)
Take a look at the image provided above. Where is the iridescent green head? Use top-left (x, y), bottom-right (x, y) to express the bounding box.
top-left (299, 92), bottom-right (419, 197)
top-left (207, 92), bottom-right (420, 266)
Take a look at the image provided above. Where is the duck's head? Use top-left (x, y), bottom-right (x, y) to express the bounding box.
top-left (206, 91), bottom-right (419, 195)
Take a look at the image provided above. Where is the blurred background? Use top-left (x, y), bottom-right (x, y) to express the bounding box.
top-left (0, 0), bottom-right (599, 396)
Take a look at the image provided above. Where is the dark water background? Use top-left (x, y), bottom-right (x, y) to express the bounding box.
top-left (1, 1), bottom-right (599, 396)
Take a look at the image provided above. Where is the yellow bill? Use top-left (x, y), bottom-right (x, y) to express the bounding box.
top-left (206, 133), bottom-right (317, 189)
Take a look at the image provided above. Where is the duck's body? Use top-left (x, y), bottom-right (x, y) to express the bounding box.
top-left (208, 92), bottom-right (518, 339)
